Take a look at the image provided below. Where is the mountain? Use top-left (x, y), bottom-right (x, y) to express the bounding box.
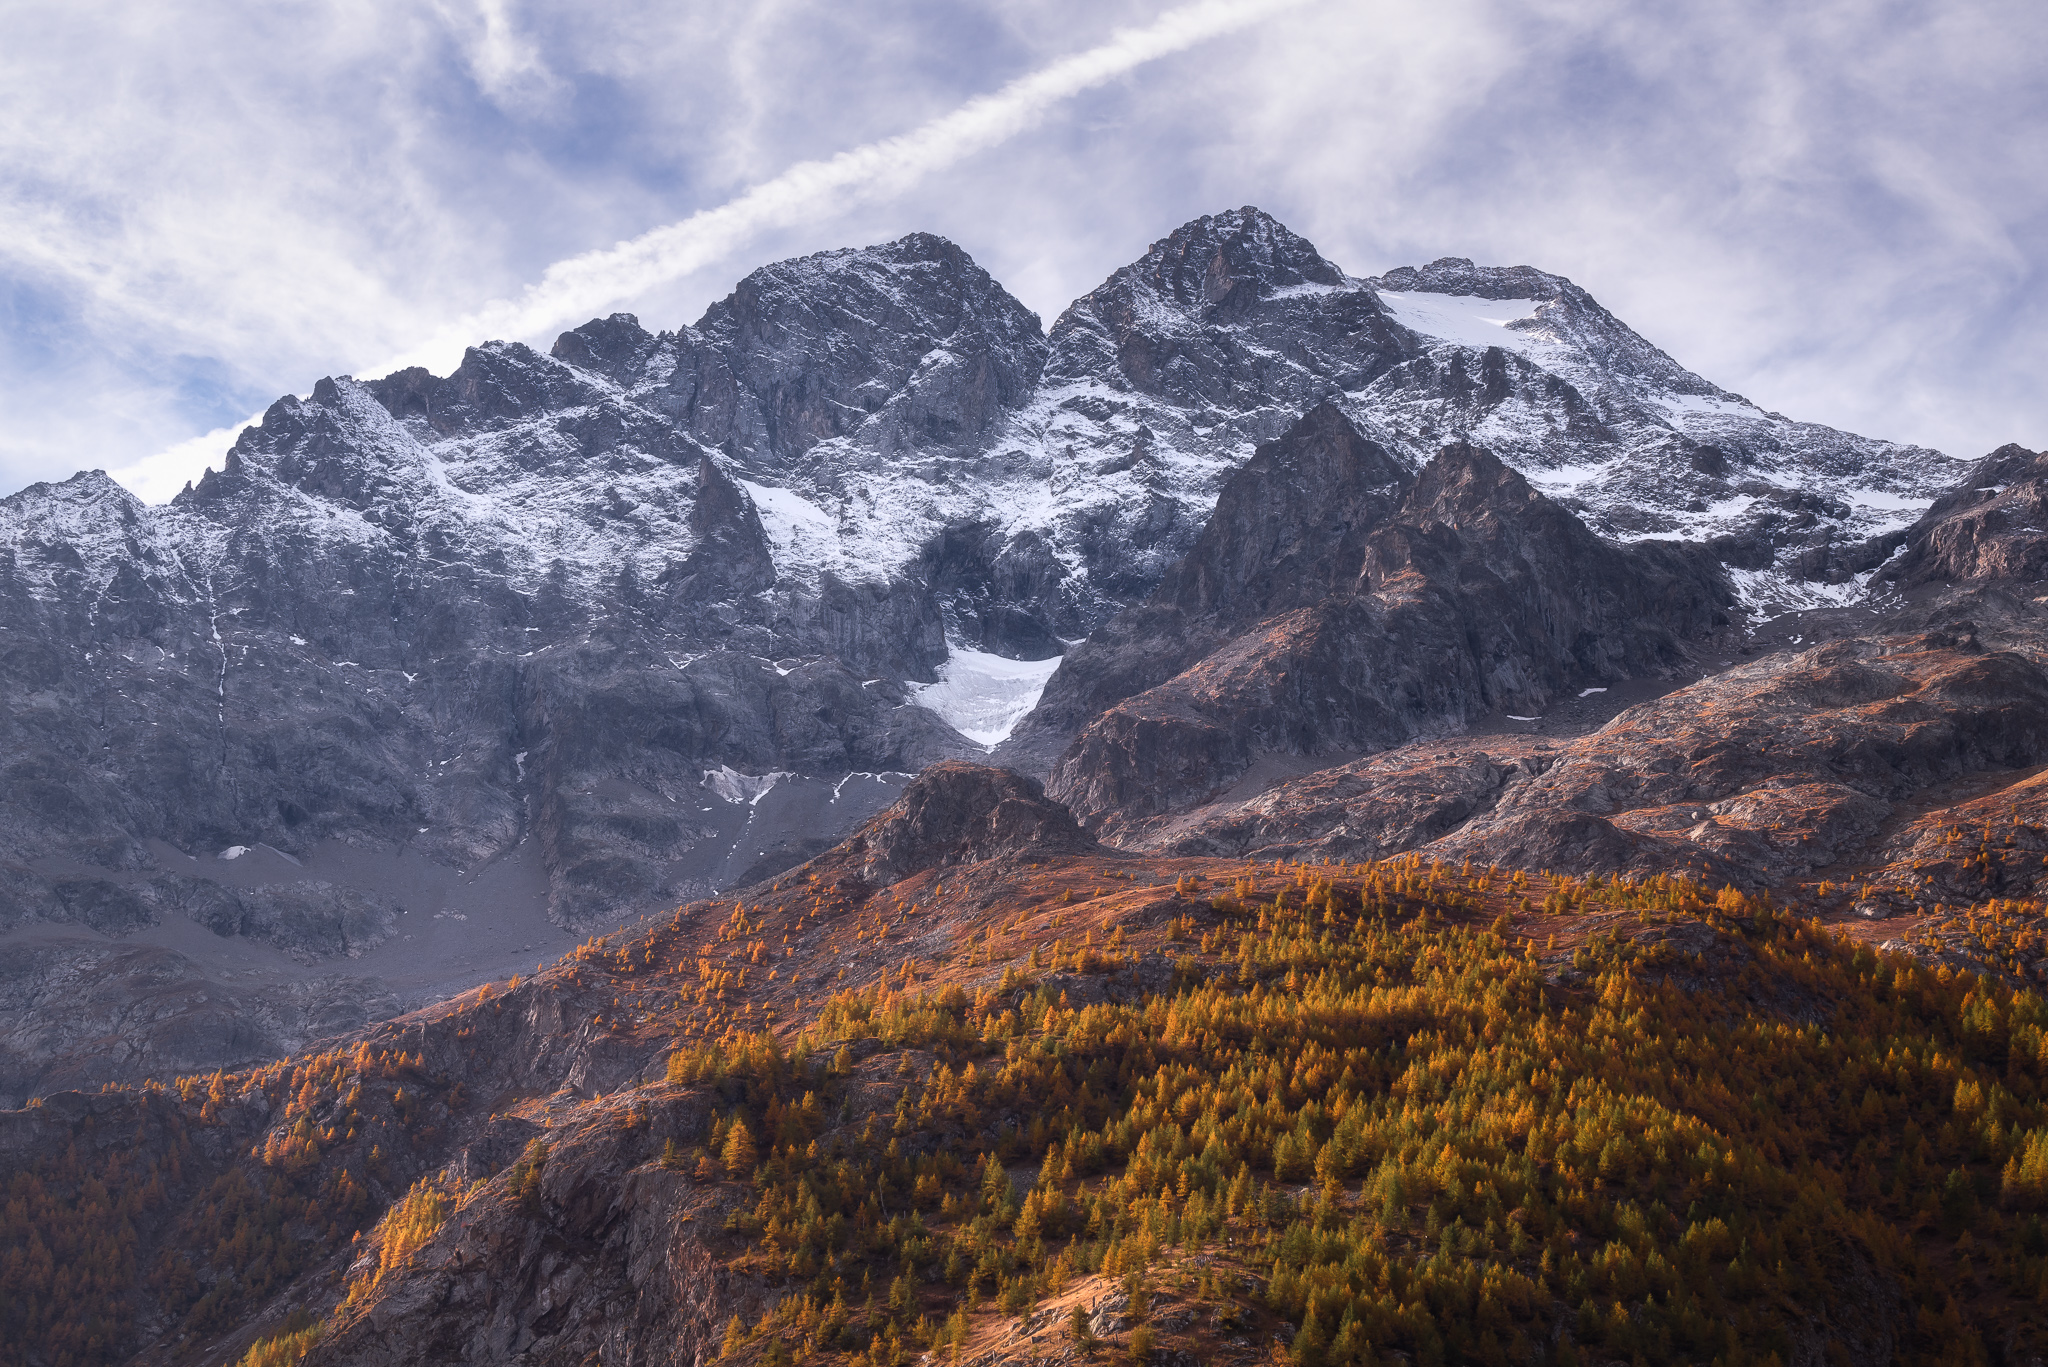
top-left (0, 207), bottom-right (1972, 1103)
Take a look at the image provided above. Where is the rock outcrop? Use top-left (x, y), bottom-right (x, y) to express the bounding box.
top-left (1140, 628), bottom-right (2048, 891)
top-left (839, 762), bottom-right (1096, 884)
top-left (1888, 443), bottom-right (2048, 587)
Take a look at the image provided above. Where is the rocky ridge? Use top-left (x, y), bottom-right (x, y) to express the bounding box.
top-left (1119, 449), bottom-right (2048, 915)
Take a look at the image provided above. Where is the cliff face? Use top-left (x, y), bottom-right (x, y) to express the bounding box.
top-left (1141, 630), bottom-right (2048, 880)
top-left (1887, 443), bottom-right (2048, 588)
top-left (839, 762), bottom-right (1095, 885)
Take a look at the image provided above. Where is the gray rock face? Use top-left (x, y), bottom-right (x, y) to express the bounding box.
top-left (1355, 254), bottom-right (1957, 560)
top-left (1136, 623), bottom-right (2048, 894)
top-left (841, 761), bottom-right (1095, 884)
top-left (0, 293), bottom-right (997, 945)
top-left (1886, 443), bottom-right (2048, 587)
top-left (310, 1110), bottom-right (735, 1367)
top-left (1045, 208), bottom-right (1398, 418)
top-left (675, 231), bottom-right (1048, 469)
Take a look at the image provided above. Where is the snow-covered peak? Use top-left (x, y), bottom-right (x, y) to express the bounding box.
top-left (8, 207), bottom-right (1973, 717)
top-left (665, 232), bottom-right (1047, 474)
top-left (1046, 207), bottom-right (1352, 375)
top-left (1371, 256), bottom-right (1572, 303)
top-left (1350, 256), bottom-right (1958, 552)
top-left (167, 356), bottom-right (719, 601)
top-left (1, 469), bottom-right (193, 599)
top-left (547, 312), bottom-right (671, 389)
top-left (699, 232), bottom-right (1040, 338)
top-left (1367, 258), bottom-right (1717, 399)
top-left (1091, 205), bottom-right (1347, 310)
top-left (3, 467), bottom-right (147, 525)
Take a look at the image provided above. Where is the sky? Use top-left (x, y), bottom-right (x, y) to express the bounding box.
top-left (2, 0), bottom-right (2043, 502)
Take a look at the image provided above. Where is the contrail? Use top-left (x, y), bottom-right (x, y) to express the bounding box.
top-left (113, 0), bottom-right (1310, 502)
top-left (379, 0), bottom-right (1313, 373)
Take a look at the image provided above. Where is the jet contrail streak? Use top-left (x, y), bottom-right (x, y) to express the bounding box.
top-left (379, 0), bottom-right (1313, 373)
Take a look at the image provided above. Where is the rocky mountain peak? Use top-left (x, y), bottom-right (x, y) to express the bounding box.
top-left (672, 232), bottom-right (1047, 468)
top-left (698, 232), bottom-right (1042, 356)
top-left (1152, 402), bottom-right (1411, 625)
top-left (1046, 207), bottom-right (1352, 352)
top-left (1113, 205), bottom-right (1346, 310)
top-left (2, 466), bottom-right (141, 521)
top-left (1040, 207), bottom-right (1399, 416)
top-left (1370, 255), bottom-right (1574, 303)
top-left (1366, 255), bottom-right (1722, 400)
top-left (0, 469), bottom-right (162, 597)
top-left (1400, 439), bottom-right (1543, 523)
top-left (548, 311), bottom-right (664, 387)
top-left (1890, 442), bottom-right (2048, 587)
top-left (1359, 441), bottom-right (1637, 597)
top-left (836, 761), bottom-right (1095, 884)
top-left (1030, 412), bottom-right (1735, 826)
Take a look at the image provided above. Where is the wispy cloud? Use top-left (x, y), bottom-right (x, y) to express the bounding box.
top-left (377, 0), bottom-right (1315, 376)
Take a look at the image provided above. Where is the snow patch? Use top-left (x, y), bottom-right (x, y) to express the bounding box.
top-left (742, 480), bottom-right (837, 549)
top-left (1652, 391), bottom-right (1762, 421)
top-left (704, 765), bottom-right (795, 805)
top-left (910, 647), bottom-right (1065, 748)
top-left (1375, 292), bottom-right (1554, 357)
top-left (829, 770), bottom-right (914, 803)
top-left (1846, 487), bottom-right (1931, 513)
top-left (1727, 566), bottom-right (1884, 614)
top-left (738, 474), bottom-right (929, 589)
top-left (218, 846), bottom-right (249, 860)
top-left (1267, 281), bottom-right (1358, 301)
top-left (1702, 495), bottom-right (1758, 520)
top-left (1524, 458), bottom-right (1617, 499)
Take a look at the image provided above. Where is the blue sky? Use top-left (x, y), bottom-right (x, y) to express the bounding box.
top-left (2, 0), bottom-right (2043, 500)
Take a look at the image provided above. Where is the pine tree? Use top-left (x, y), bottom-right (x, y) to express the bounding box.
top-left (723, 1119), bottom-right (758, 1179)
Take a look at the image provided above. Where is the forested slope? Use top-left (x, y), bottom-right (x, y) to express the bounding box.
top-left (5, 767), bottom-right (2048, 1366)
